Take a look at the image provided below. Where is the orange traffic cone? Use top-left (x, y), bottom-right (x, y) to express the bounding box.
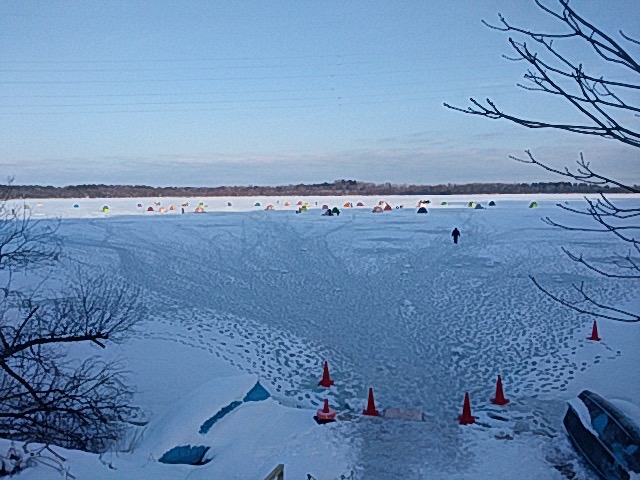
top-left (459, 392), bottom-right (475, 425)
top-left (491, 375), bottom-right (510, 406)
top-left (316, 399), bottom-right (337, 424)
top-left (587, 320), bottom-right (601, 341)
top-left (363, 387), bottom-right (380, 416)
top-left (318, 361), bottom-right (334, 387)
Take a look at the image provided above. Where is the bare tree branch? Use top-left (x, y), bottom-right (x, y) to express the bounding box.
top-left (445, 1), bottom-right (640, 323)
top-left (511, 151), bottom-right (639, 193)
top-left (444, 1), bottom-right (640, 148)
top-left (560, 247), bottom-right (639, 279)
top-left (530, 277), bottom-right (638, 322)
top-left (1, 185), bottom-right (146, 452)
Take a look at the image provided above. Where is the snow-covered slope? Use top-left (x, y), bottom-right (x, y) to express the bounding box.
top-left (2, 194), bottom-right (638, 479)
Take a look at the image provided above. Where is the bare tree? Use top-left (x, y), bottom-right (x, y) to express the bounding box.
top-left (444, 0), bottom-right (639, 322)
top-left (1, 441), bottom-right (74, 477)
top-left (0, 182), bottom-right (60, 276)
top-left (0, 190), bottom-right (146, 452)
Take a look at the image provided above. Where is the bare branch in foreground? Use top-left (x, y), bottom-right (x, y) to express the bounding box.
top-left (530, 276), bottom-right (638, 322)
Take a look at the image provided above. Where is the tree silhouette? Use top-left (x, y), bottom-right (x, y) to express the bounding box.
top-left (1, 187), bottom-right (146, 451)
top-left (445, 0), bottom-right (639, 322)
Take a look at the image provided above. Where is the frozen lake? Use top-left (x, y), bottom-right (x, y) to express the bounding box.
top-left (14, 194), bottom-right (639, 478)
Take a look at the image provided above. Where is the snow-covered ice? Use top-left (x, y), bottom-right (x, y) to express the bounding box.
top-left (2, 193), bottom-right (639, 479)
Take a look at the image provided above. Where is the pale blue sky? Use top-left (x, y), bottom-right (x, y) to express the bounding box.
top-left (1, 0), bottom-right (638, 187)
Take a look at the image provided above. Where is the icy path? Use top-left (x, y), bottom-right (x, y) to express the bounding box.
top-left (57, 201), bottom-right (635, 478)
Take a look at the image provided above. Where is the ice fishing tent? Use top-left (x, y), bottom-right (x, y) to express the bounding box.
top-left (227, 202), bottom-right (232, 207)
top-left (300, 205), bottom-right (308, 212)
top-left (254, 202), bottom-right (261, 207)
top-left (322, 204), bottom-right (329, 210)
top-left (159, 207), bottom-right (167, 213)
top-left (383, 203), bottom-right (392, 211)
top-left (489, 201), bottom-right (496, 206)
top-left (343, 202), bottom-right (353, 208)
top-left (265, 205), bottom-right (275, 211)
top-left (468, 201), bottom-right (476, 208)
top-left (147, 207), bottom-right (154, 212)
top-left (441, 201), bottom-right (448, 205)
top-left (195, 207), bottom-right (205, 213)
top-left (474, 204), bottom-right (484, 209)
top-left (296, 201), bottom-right (304, 206)
top-left (101, 205), bottom-right (110, 212)
top-left (284, 201), bottom-right (291, 206)
top-left (357, 202), bottom-right (365, 207)
top-left (417, 207), bottom-right (428, 213)
top-left (529, 201), bottom-right (539, 208)
top-left (137, 203), bottom-right (143, 208)
top-left (332, 207), bottom-right (340, 215)
top-left (73, 203), bottom-right (80, 209)
top-left (378, 200), bottom-right (386, 206)
top-left (372, 206), bottom-right (383, 213)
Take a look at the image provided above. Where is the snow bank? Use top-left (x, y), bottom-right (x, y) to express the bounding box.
top-left (142, 374), bottom-right (260, 455)
top-left (1, 375), bottom-right (351, 480)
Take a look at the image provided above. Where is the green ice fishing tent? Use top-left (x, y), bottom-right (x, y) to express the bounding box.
top-left (529, 201), bottom-right (539, 208)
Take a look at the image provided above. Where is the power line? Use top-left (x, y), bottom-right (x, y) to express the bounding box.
top-left (0, 59), bottom-right (403, 74)
top-left (0, 52), bottom-right (393, 65)
top-left (0, 81), bottom-right (427, 99)
top-left (0, 90), bottom-right (439, 108)
top-left (0, 88), bottom-right (521, 115)
top-left (0, 69), bottom-right (426, 84)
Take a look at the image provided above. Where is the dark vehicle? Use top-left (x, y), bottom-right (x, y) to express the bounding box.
top-left (563, 390), bottom-right (640, 479)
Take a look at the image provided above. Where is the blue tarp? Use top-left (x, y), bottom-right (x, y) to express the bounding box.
top-left (198, 382), bottom-right (270, 434)
top-left (199, 401), bottom-right (242, 435)
top-left (159, 445), bottom-right (211, 465)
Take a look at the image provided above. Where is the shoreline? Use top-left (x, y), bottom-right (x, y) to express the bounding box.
top-left (8, 193), bottom-right (640, 219)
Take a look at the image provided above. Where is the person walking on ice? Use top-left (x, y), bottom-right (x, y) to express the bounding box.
top-left (451, 227), bottom-right (460, 244)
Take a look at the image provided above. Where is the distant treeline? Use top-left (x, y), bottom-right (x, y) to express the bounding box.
top-left (0, 180), bottom-right (635, 199)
